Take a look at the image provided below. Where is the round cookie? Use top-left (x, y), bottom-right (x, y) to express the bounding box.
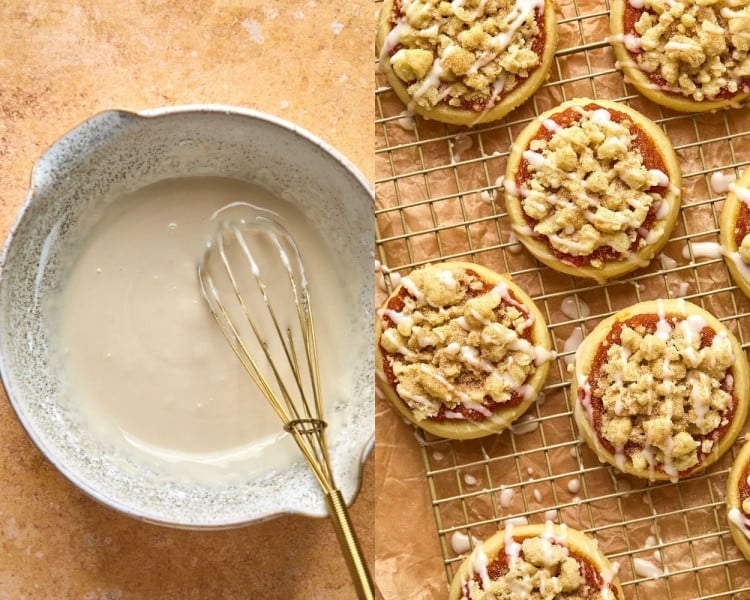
top-left (504, 98), bottom-right (682, 281)
top-left (572, 299), bottom-right (749, 481)
top-left (376, 0), bottom-right (558, 125)
top-left (719, 167), bottom-right (750, 300)
top-left (375, 262), bottom-right (552, 440)
top-left (449, 523), bottom-right (624, 600)
top-left (610, 0), bottom-right (750, 112)
top-left (727, 438), bottom-right (750, 561)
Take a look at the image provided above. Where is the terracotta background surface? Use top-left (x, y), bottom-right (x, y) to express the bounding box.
top-left (0, 1), bottom-right (376, 598)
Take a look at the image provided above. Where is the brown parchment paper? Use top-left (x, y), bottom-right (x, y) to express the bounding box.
top-left (374, 0), bottom-right (750, 597)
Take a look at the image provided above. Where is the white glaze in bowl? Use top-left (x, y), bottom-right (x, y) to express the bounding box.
top-left (0, 106), bottom-right (374, 528)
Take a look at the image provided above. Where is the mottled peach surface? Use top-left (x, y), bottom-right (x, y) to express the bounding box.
top-left (0, 1), bottom-right (374, 598)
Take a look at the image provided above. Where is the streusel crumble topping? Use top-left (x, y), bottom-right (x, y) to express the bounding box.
top-left (585, 310), bottom-right (734, 478)
top-left (382, 0), bottom-right (546, 111)
top-left (626, 0), bottom-right (750, 101)
top-left (516, 106), bottom-right (668, 267)
top-left (379, 265), bottom-right (548, 422)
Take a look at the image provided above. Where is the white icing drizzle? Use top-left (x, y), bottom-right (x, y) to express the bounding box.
top-left (655, 196), bottom-right (671, 219)
top-left (522, 149), bottom-right (547, 168)
top-left (578, 373), bottom-right (594, 426)
top-left (634, 557), bottom-right (662, 579)
top-left (382, 308), bottom-right (407, 326)
top-left (399, 275), bottom-right (424, 300)
top-left (710, 171), bottom-right (736, 195)
top-left (732, 183), bottom-right (750, 205)
top-left (728, 249), bottom-right (750, 283)
top-left (384, 267), bottom-right (556, 434)
top-left (563, 326), bottom-right (584, 365)
top-left (648, 169), bottom-right (669, 187)
top-left (469, 544), bottom-right (491, 588)
top-left (438, 269), bottom-right (458, 290)
top-left (624, 33), bottom-right (642, 51)
top-left (499, 485), bottom-right (515, 508)
top-left (504, 522), bottom-right (522, 565)
top-left (396, 110), bottom-right (416, 131)
top-left (418, 364), bottom-right (471, 403)
top-left (408, 58), bottom-right (447, 109)
top-left (683, 241), bottom-right (723, 260)
top-left (507, 231), bottom-right (524, 254)
top-left (452, 531), bottom-right (479, 555)
top-left (532, 345), bottom-right (557, 366)
top-left (451, 134), bottom-right (474, 163)
top-left (379, 20), bottom-right (410, 66)
top-left (674, 281), bottom-right (689, 298)
top-left (388, 0), bottom-right (545, 115)
top-left (561, 296), bottom-right (591, 320)
top-left (467, 0), bottom-right (544, 77)
top-left (504, 177), bottom-right (520, 197)
top-left (510, 412), bottom-right (539, 434)
top-left (505, 515), bottom-right (529, 527)
top-left (591, 108), bottom-right (612, 123)
top-left (462, 521), bottom-right (617, 599)
top-left (729, 507), bottom-right (750, 541)
top-left (381, 326), bottom-right (418, 360)
top-left (660, 253), bottom-right (678, 270)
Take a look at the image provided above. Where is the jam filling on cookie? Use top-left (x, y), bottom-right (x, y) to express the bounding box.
top-left (732, 183), bottom-right (750, 260)
top-left (579, 311), bottom-right (735, 479)
top-left (382, 0), bottom-right (547, 111)
top-left (379, 265), bottom-right (550, 424)
top-left (728, 458), bottom-right (750, 540)
top-left (459, 534), bottom-right (618, 599)
top-left (621, 0), bottom-right (750, 102)
top-left (514, 103), bottom-right (670, 269)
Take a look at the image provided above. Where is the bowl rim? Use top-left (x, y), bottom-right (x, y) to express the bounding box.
top-left (0, 104), bottom-right (375, 528)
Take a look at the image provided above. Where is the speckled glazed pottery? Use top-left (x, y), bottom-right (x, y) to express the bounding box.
top-left (0, 106), bottom-right (374, 528)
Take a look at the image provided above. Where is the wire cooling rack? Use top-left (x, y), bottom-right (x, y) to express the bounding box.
top-left (375, 0), bottom-right (750, 597)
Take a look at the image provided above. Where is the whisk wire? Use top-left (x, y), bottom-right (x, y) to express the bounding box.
top-left (220, 225), bottom-right (300, 417)
top-left (201, 222), bottom-right (337, 492)
top-left (199, 214), bottom-right (373, 599)
top-left (228, 222), bottom-right (318, 428)
top-left (200, 262), bottom-right (333, 491)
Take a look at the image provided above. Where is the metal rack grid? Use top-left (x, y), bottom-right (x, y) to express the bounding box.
top-left (374, 0), bottom-right (750, 597)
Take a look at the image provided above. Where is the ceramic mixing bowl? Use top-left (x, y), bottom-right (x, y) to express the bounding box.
top-left (0, 106), bottom-right (374, 527)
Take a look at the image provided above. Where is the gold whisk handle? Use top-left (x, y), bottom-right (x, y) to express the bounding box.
top-left (324, 489), bottom-right (375, 600)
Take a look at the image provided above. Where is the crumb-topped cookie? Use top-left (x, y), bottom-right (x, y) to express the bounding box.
top-left (727, 438), bottom-right (750, 561)
top-left (376, 0), bottom-right (558, 125)
top-left (720, 167), bottom-right (750, 299)
top-left (572, 299), bottom-right (749, 481)
top-left (375, 262), bottom-right (552, 439)
top-left (449, 523), bottom-right (624, 600)
top-left (505, 98), bottom-right (681, 281)
top-left (610, 0), bottom-right (750, 112)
